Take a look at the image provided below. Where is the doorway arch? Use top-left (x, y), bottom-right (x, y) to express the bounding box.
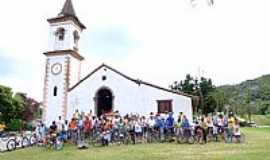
top-left (94, 87), bottom-right (114, 117)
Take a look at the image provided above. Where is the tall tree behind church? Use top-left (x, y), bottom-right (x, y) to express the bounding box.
top-left (170, 74), bottom-right (222, 114)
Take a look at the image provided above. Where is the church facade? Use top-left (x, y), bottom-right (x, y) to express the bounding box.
top-left (42, 0), bottom-right (193, 126)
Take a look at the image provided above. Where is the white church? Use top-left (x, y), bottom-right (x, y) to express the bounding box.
top-left (42, 0), bottom-right (193, 126)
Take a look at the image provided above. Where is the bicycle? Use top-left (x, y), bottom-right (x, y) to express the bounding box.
top-left (6, 133), bottom-right (30, 151)
top-left (194, 127), bottom-right (204, 144)
top-left (90, 129), bottom-right (104, 147)
top-left (146, 127), bottom-right (160, 143)
top-left (26, 132), bottom-right (39, 146)
top-left (177, 128), bottom-right (195, 144)
top-left (232, 133), bottom-right (245, 143)
top-left (111, 128), bottom-right (129, 145)
top-left (206, 127), bottom-right (215, 142)
top-left (214, 126), bottom-right (227, 142)
top-left (164, 128), bottom-right (175, 142)
top-left (42, 133), bottom-right (63, 150)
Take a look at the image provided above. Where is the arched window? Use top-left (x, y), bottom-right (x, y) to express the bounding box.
top-left (55, 28), bottom-right (65, 41)
top-left (53, 86), bottom-right (58, 97)
top-left (73, 31), bottom-right (80, 48)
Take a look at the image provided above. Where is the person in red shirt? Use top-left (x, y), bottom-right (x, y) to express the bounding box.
top-left (69, 118), bottom-right (77, 143)
top-left (83, 116), bottom-right (92, 139)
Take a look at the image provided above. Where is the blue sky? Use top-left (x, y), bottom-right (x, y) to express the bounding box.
top-left (0, 0), bottom-right (270, 101)
top-left (0, 52), bottom-right (15, 76)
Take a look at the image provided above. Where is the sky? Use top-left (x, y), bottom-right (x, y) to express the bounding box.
top-left (0, 0), bottom-right (270, 101)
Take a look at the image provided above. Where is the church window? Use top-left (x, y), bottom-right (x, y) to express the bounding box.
top-left (102, 75), bottom-right (107, 81)
top-left (53, 86), bottom-right (58, 96)
top-left (157, 100), bottom-right (173, 113)
top-left (73, 31), bottom-right (80, 47)
top-left (56, 28), bottom-right (65, 41)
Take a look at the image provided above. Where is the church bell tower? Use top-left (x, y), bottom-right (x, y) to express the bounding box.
top-left (43, 0), bottom-right (86, 126)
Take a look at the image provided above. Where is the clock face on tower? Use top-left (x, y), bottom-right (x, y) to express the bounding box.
top-left (51, 63), bottom-right (62, 75)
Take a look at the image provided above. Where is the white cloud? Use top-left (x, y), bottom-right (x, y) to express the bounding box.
top-left (0, 0), bottom-right (270, 101)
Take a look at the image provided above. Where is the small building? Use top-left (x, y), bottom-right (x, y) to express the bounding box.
top-left (42, 0), bottom-right (193, 126)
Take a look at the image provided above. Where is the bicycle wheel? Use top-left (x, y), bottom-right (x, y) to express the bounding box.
top-left (240, 133), bottom-right (245, 143)
top-left (7, 139), bottom-right (16, 151)
top-left (124, 134), bottom-right (130, 145)
top-left (21, 137), bottom-right (30, 148)
top-left (178, 136), bottom-right (186, 144)
top-left (175, 135), bottom-right (181, 144)
top-left (188, 136), bottom-right (195, 144)
top-left (29, 135), bottom-right (37, 145)
top-left (207, 134), bottom-right (214, 142)
top-left (195, 135), bottom-right (203, 144)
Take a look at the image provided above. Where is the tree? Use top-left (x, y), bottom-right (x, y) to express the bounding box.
top-left (244, 90), bottom-right (257, 122)
top-left (23, 98), bottom-right (41, 122)
top-left (13, 92), bottom-right (41, 123)
top-left (0, 85), bottom-right (41, 131)
top-left (0, 85), bottom-right (14, 123)
top-left (170, 74), bottom-right (219, 114)
top-left (258, 101), bottom-right (270, 115)
top-left (0, 85), bottom-right (25, 130)
top-left (170, 74), bottom-right (195, 94)
top-left (205, 90), bottom-right (227, 113)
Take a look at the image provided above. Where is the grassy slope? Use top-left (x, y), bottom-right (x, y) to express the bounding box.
top-left (1, 128), bottom-right (270, 160)
top-left (252, 115), bottom-right (270, 126)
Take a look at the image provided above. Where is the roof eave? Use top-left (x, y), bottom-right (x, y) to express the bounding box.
top-left (68, 64), bottom-right (194, 98)
top-left (44, 49), bottom-right (85, 61)
top-left (47, 16), bottom-right (86, 30)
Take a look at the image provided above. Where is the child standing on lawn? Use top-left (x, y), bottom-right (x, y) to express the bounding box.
top-left (233, 119), bottom-right (241, 142)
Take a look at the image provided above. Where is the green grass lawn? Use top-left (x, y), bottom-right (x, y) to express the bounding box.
top-left (1, 128), bottom-right (270, 160)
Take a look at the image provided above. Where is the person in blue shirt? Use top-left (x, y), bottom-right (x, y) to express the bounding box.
top-left (155, 114), bottom-right (165, 140)
top-left (165, 112), bottom-right (175, 136)
top-left (181, 115), bottom-right (191, 137)
top-left (155, 114), bottom-right (162, 128)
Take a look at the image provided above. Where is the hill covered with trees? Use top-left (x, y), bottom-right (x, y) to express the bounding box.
top-left (170, 74), bottom-right (270, 120)
top-left (218, 74), bottom-right (270, 116)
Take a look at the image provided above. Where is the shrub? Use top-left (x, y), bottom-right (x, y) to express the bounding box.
top-left (7, 119), bottom-right (23, 131)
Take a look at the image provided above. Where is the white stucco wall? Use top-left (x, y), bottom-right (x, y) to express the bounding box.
top-left (69, 56), bottom-right (81, 87)
top-left (67, 66), bottom-right (193, 121)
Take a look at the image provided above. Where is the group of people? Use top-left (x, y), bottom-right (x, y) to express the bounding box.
top-left (34, 110), bottom-right (243, 149)
top-left (192, 112), bottom-right (242, 143)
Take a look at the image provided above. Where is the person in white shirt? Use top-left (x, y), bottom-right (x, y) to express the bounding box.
top-left (147, 112), bottom-right (156, 128)
top-left (134, 119), bottom-right (143, 142)
top-left (35, 122), bottom-right (41, 141)
top-left (56, 116), bottom-right (64, 132)
top-left (148, 116), bottom-right (156, 128)
top-left (39, 123), bottom-right (46, 143)
top-left (63, 120), bottom-right (69, 141)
